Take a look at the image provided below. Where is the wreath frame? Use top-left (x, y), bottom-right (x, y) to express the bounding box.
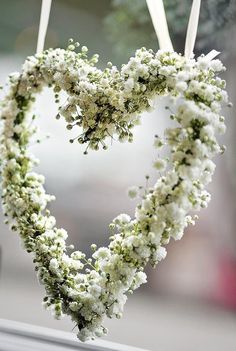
top-left (0, 42), bottom-right (229, 341)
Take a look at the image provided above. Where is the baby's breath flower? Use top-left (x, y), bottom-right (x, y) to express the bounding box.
top-left (154, 135), bottom-right (164, 148)
top-left (153, 158), bottom-right (167, 171)
top-left (127, 186), bottom-right (139, 199)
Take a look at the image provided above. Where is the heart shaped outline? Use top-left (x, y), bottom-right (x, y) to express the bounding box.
top-left (0, 43), bottom-right (229, 341)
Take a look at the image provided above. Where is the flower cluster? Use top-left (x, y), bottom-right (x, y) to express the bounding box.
top-left (0, 41), bottom-right (229, 341)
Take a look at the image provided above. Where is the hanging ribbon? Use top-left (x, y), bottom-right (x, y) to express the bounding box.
top-left (184, 0), bottom-right (201, 58)
top-left (146, 0), bottom-right (173, 51)
top-left (36, 0), bottom-right (52, 54)
top-left (204, 49), bottom-right (220, 61)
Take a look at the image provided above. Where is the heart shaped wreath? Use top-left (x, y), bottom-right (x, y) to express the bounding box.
top-left (0, 0), bottom-right (230, 343)
top-left (0, 41), bottom-right (229, 341)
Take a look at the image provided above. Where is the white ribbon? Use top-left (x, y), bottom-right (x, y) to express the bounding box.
top-left (36, 0), bottom-right (52, 54)
top-left (146, 0), bottom-right (173, 51)
top-left (204, 49), bottom-right (220, 61)
top-left (184, 0), bottom-right (201, 59)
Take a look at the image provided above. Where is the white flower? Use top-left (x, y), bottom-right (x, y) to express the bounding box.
top-left (132, 271), bottom-right (147, 290)
top-left (153, 158), bottom-right (167, 171)
top-left (113, 213), bottom-right (131, 225)
top-left (56, 228), bottom-right (68, 240)
top-left (210, 59), bottom-right (224, 72)
top-left (124, 78), bottom-right (134, 93)
top-left (49, 258), bottom-right (59, 272)
top-left (92, 247), bottom-right (111, 260)
top-left (154, 136), bottom-right (164, 149)
top-left (88, 284), bottom-right (102, 298)
top-left (176, 81), bottom-right (188, 93)
top-left (127, 186), bottom-right (138, 199)
top-left (155, 246), bottom-right (167, 261)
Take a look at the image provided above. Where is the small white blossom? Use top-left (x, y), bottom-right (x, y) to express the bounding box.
top-left (127, 186), bottom-right (139, 199)
top-left (113, 213), bottom-right (131, 225)
top-left (153, 158), bottom-right (167, 171)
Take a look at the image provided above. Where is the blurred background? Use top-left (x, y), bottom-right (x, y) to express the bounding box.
top-left (0, 1), bottom-right (236, 350)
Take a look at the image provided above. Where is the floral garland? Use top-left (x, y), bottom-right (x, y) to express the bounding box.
top-left (0, 40), bottom-right (229, 341)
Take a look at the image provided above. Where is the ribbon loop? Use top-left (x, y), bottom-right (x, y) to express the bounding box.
top-left (36, 0), bottom-right (52, 54)
top-left (146, 0), bottom-right (173, 51)
top-left (184, 0), bottom-right (201, 59)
